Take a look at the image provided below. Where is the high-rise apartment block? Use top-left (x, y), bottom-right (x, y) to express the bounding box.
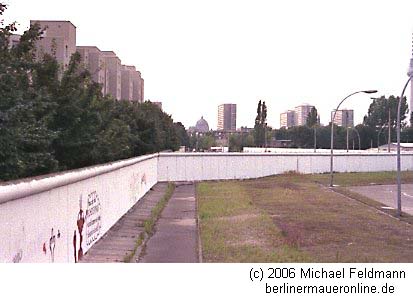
top-left (25, 20), bottom-right (144, 102)
top-left (102, 51), bottom-right (122, 101)
top-left (121, 65), bottom-right (134, 101)
top-left (294, 104), bottom-right (314, 126)
top-left (77, 46), bottom-right (108, 95)
top-left (120, 65), bottom-right (144, 102)
top-left (280, 110), bottom-right (296, 128)
top-left (333, 109), bottom-right (354, 127)
top-left (30, 20), bottom-right (76, 72)
top-left (217, 104), bottom-right (237, 132)
top-left (9, 34), bottom-right (21, 48)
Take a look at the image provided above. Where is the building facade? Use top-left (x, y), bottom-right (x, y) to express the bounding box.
top-left (280, 110), bottom-right (296, 128)
top-left (77, 46), bottom-right (108, 95)
top-left (30, 20), bottom-right (76, 72)
top-left (333, 109), bottom-right (354, 127)
top-left (120, 65), bottom-right (144, 102)
top-left (121, 65), bottom-right (134, 101)
top-left (294, 104), bottom-right (314, 126)
top-left (9, 34), bottom-right (21, 48)
top-left (102, 51), bottom-right (122, 100)
top-left (217, 104), bottom-right (237, 132)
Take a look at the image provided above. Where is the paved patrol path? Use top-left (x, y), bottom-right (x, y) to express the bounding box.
top-left (81, 183), bottom-right (168, 263)
top-left (349, 184), bottom-right (413, 216)
top-left (138, 183), bottom-right (199, 263)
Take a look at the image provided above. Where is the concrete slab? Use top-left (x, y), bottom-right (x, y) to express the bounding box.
top-left (139, 183), bottom-right (199, 263)
top-left (80, 183), bottom-right (168, 263)
top-left (348, 184), bottom-right (413, 215)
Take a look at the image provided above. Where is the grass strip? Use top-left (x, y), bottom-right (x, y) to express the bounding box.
top-left (123, 182), bottom-right (175, 263)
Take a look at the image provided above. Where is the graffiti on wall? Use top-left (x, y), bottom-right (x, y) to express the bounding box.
top-left (42, 227), bottom-right (61, 262)
top-left (129, 173), bottom-right (147, 202)
top-left (73, 192), bottom-right (102, 262)
top-left (12, 250), bottom-right (23, 263)
top-left (85, 191), bottom-right (102, 247)
top-left (73, 195), bottom-right (85, 263)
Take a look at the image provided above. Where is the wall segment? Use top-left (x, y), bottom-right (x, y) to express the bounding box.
top-left (1, 152), bottom-right (413, 262)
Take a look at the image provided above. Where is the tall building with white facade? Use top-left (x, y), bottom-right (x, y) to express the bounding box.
top-left (294, 104), bottom-right (314, 126)
top-left (333, 109), bottom-right (354, 127)
top-left (280, 110), bottom-right (296, 128)
top-left (30, 20), bottom-right (76, 72)
top-left (217, 104), bottom-right (237, 132)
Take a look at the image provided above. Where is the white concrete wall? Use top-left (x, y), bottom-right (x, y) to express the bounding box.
top-left (2, 151), bottom-right (413, 262)
top-left (157, 153), bottom-right (413, 182)
top-left (0, 154), bottom-right (158, 263)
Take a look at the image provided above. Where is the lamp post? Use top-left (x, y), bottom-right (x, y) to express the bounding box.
top-left (314, 126), bottom-right (317, 153)
top-left (330, 90), bottom-right (377, 187)
top-left (396, 76), bottom-right (413, 217)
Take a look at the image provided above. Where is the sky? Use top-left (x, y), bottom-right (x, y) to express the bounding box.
top-left (4, 0), bottom-right (413, 129)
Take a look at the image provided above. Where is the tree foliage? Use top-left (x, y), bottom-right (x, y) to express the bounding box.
top-left (253, 100), bottom-right (267, 147)
top-left (306, 107), bottom-right (319, 127)
top-left (363, 95), bottom-right (408, 128)
top-left (0, 4), bottom-right (188, 181)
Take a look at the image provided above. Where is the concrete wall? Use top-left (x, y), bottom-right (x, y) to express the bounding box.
top-left (157, 153), bottom-right (413, 182)
top-left (0, 154), bottom-right (158, 263)
top-left (2, 152), bottom-right (413, 262)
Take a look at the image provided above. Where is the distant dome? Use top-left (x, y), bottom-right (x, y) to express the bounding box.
top-left (195, 116), bottom-right (209, 133)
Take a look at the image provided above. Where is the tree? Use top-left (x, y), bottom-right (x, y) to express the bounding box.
top-left (363, 95), bottom-right (408, 129)
top-left (306, 107), bottom-right (319, 127)
top-left (0, 5), bottom-right (58, 180)
top-left (253, 100), bottom-right (267, 147)
top-left (0, 2), bottom-right (189, 181)
top-left (174, 122), bottom-right (190, 147)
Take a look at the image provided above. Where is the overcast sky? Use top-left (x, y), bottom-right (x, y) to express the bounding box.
top-left (5, 0), bottom-right (413, 129)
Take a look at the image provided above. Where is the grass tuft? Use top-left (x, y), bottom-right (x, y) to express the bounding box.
top-left (123, 183), bottom-right (175, 263)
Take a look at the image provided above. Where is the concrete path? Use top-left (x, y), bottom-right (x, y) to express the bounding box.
top-left (139, 183), bottom-right (199, 263)
top-left (349, 184), bottom-right (413, 215)
top-left (81, 183), bottom-right (168, 263)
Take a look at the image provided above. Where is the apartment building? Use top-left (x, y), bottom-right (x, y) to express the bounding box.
top-left (121, 65), bottom-right (134, 101)
top-left (102, 51), bottom-right (122, 101)
top-left (77, 46), bottom-right (108, 95)
top-left (9, 34), bottom-right (21, 48)
top-left (25, 20), bottom-right (144, 102)
top-left (333, 109), bottom-right (354, 127)
top-left (294, 104), bottom-right (314, 126)
top-left (30, 20), bottom-right (76, 72)
top-left (139, 77), bottom-right (144, 103)
top-left (217, 104), bottom-right (237, 132)
top-left (280, 110), bottom-right (296, 128)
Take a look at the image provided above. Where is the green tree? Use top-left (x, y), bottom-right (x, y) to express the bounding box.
top-left (0, 2), bottom-right (188, 181)
top-left (0, 6), bottom-right (58, 180)
top-left (174, 122), bottom-right (190, 147)
top-left (363, 95), bottom-right (408, 129)
top-left (253, 100), bottom-right (267, 147)
top-left (306, 107), bottom-right (319, 127)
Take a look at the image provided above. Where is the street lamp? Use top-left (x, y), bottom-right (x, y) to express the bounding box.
top-left (330, 90), bottom-right (378, 187)
top-left (396, 57), bottom-right (413, 217)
